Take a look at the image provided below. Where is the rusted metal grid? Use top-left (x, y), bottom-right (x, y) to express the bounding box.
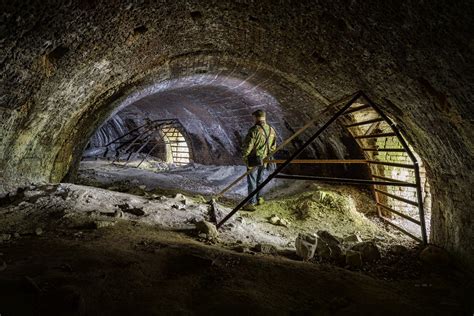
top-left (101, 118), bottom-right (193, 167)
top-left (215, 91), bottom-right (427, 244)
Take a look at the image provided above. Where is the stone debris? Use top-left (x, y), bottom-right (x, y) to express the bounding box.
top-left (93, 221), bottom-right (116, 229)
top-left (195, 220), bottom-right (219, 240)
top-left (254, 243), bottom-right (278, 255)
top-left (351, 241), bottom-right (381, 263)
top-left (388, 244), bottom-right (408, 255)
top-left (419, 245), bottom-right (450, 267)
top-left (269, 215), bottom-right (279, 225)
top-left (35, 227), bottom-right (43, 236)
top-left (0, 260), bottom-right (6, 272)
top-left (295, 233), bottom-right (318, 260)
top-left (114, 210), bottom-right (124, 218)
top-left (316, 230), bottom-right (342, 260)
top-left (0, 234), bottom-right (11, 242)
top-left (116, 203), bottom-right (145, 216)
top-left (268, 215), bottom-right (289, 227)
top-left (343, 234), bottom-right (362, 243)
top-left (345, 250), bottom-right (363, 268)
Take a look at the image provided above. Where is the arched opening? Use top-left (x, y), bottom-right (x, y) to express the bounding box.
top-left (82, 118), bottom-right (193, 169)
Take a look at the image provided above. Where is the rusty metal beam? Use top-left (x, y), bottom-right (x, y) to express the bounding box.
top-left (274, 175), bottom-right (417, 187)
top-left (377, 203), bottom-right (421, 224)
top-left (216, 91), bottom-right (363, 229)
top-left (374, 189), bottom-right (419, 207)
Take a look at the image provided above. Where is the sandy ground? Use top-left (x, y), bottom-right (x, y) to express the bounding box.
top-left (77, 160), bottom-right (430, 240)
top-left (0, 183), bottom-right (408, 251)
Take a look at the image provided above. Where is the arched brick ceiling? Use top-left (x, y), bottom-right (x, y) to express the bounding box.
top-left (0, 1), bottom-right (473, 271)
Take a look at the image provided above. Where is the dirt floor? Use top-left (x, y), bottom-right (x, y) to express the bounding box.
top-left (0, 222), bottom-right (473, 315)
top-left (0, 162), bottom-right (472, 315)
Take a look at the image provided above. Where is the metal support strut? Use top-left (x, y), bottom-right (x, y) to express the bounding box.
top-left (215, 90), bottom-right (428, 245)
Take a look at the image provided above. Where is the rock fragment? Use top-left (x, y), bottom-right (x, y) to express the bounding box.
top-left (35, 228), bottom-right (43, 236)
top-left (93, 221), bottom-right (116, 229)
top-left (254, 243), bottom-right (278, 255)
top-left (295, 233), bottom-right (318, 260)
top-left (195, 220), bottom-right (219, 240)
top-left (344, 234), bottom-right (362, 243)
top-left (419, 245), bottom-right (450, 267)
top-left (345, 250), bottom-right (363, 268)
top-left (0, 234), bottom-right (11, 242)
top-left (351, 241), bottom-right (380, 263)
top-left (116, 203), bottom-right (145, 216)
top-left (316, 230), bottom-right (342, 260)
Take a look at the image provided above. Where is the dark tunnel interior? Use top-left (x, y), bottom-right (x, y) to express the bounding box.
top-left (0, 1), bottom-right (473, 314)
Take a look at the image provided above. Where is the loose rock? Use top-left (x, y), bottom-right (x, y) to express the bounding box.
top-left (419, 245), bottom-right (450, 267)
top-left (344, 234), bottom-right (362, 243)
top-left (35, 228), bottom-right (43, 236)
top-left (345, 250), bottom-right (363, 268)
top-left (254, 243), bottom-right (278, 255)
top-left (295, 233), bottom-right (318, 260)
top-left (116, 203), bottom-right (145, 216)
top-left (316, 230), bottom-right (342, 260)
top-left (351, 241), bottom-right (380, 263)
top-left (0, 234), bottom-right (11, 242)
top-left (195, 220), bottom-right (219, 240)
top-left (0, 260), bottom-right (6, 272)
top-left (93, 221), bottom-right (116, 229)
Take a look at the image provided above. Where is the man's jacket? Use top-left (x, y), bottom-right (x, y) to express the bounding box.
top-left (242, 123), bottom-right (276, 165)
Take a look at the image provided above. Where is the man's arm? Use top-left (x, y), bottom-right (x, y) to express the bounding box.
top-left (270, 127), bottom-right (277, 152)
top-left (242, 127), bottom-right (257, 163)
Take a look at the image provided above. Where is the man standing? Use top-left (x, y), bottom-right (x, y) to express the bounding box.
top-left (242, 110), bottom-right (277, 211)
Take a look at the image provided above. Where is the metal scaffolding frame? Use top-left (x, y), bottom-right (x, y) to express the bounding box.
top-left (100, 119), bottom-right (193, 166)
top-left (214, 91), bottom-right (428, 244)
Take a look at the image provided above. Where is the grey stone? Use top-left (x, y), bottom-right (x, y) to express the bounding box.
top-left (254, 243), bottom-right (278, 255)
top-left (93, 221), bottom-right (116, 229)
top-left (345, 250), bottom-right (363, 268)
top-left (351, 241), bottom-right (381, 263)
top-left (114, 210), bottom-right (124, 218)
top-left (389, 244), bottom-right (409, 255)
top-left (35, 228), bottom-right (43, 236)
top-left (295, 233), bottom-right (318, 260)
top-left (116, 203), bottom-right (145, 216)
top-left (195, 220), bottom-right (218, 240)
top-left (419, 245), bottom-right (450, 267)
top-left (0, 234), bottom-right (11, 242)
top-left (344, 234), bottom-right (362, 243)
top-left (269, 215), bottom-right (280, 225)
top-left (316, 230), bottom-right (342, 260)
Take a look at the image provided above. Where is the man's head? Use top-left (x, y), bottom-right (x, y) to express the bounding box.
top-left (252, 109), bottom-right (266, 124)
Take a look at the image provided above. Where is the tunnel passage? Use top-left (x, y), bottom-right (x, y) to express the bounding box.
top-left (0, 0), bottom-right (473, 274)
top-left (80, 74), bottom-right (369, 178)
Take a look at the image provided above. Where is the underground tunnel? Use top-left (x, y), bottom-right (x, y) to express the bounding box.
top-left (0, 1), bottom-right (473, 315)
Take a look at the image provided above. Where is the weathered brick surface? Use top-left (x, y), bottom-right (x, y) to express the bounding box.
top-left (0, 1), bottom-right (473, 271)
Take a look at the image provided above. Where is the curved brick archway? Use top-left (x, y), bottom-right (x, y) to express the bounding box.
top-left (0, 1), bottom-right (473, 272)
